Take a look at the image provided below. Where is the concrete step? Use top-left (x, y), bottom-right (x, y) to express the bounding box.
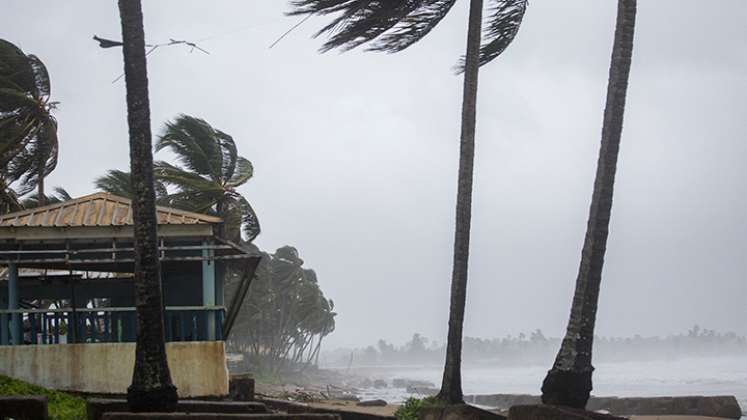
top-left (100, 414), bottom-right (341, 420)
top-left (87, 399), bottom-right (269, 420)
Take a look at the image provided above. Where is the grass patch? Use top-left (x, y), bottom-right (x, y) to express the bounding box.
top-left (395, 396), bottom-right (445, 420)
top-left (0, 375), bottom-right (86, 420)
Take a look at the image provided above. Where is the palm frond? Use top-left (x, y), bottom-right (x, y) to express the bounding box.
top-left (0, 185), bottom-right (22, 214)
top-left (237, 195), bottom-right (261, 242)
top-left (371, 0), bottom-right (456, 52)
top-left (20, 187), bottom-right (69, 209)
top-left (27, 54), bottom-right (51, 99)
top-left (95, 169), bottom-right (168, 200)
top-left (475, 0), bottom-right (527, 67)
top-left (154, 161), bottom-right (224, 193)
top-left (289, 0), bottom-right (457, 53)
top-left (95, 169), bottom-right (135, 197)
top-left (157, 114), bottom-right (223, 180)
top-left (226, 157), bottom-right (254, 188)
top-left (216, 129), bottom-right (238, 182)
top-left (0, 39), bottom-right (35, 93)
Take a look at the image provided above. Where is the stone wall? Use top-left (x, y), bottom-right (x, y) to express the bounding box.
top-left (0, 341), bottom-right (228, 397)
top-left (465, 394), bottom-right (743, 419)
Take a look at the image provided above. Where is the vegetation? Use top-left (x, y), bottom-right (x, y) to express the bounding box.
top-left (227, 246), bottom-right (336, 376)
top-left (0, 375), bottom-right (85, 420)
top-left (542, 0), bottom-right (638, 409)
top-left (394, 397), bottom-right (444, 420)
top-left (95, 169), bottom-right (168, 202)
top-left (0, 38), bottom-right (59, 209)
top-left (117, 0), bottom-right (178, 410)
top-left (290, 0), bottom-right (528, 404)
top-left (94, 115), bottom-right (260, 244)
top-left (155, 114), bottom-right (260, 243)
top-left (330, 326), bottom-right (747, 368)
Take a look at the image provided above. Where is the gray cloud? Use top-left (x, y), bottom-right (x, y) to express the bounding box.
top-left (1, 0), bottom-right (745, 348)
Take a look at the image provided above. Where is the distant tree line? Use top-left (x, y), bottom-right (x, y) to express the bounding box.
top-left (325, 326), bottom-right (747, 368)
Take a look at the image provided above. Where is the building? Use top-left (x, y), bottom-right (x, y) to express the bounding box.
top-left (0, 193), bottom-right (260, 397)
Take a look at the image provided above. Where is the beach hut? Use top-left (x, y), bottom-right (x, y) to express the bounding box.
top-left (0, 192), bottom-right (259, 396)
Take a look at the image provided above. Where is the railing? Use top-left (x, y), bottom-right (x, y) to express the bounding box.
top-left (0, 306), bottom-right (224, 346)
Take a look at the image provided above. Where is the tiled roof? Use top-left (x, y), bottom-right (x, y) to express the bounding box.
top-left (0, 192), bottom-right (222, 227)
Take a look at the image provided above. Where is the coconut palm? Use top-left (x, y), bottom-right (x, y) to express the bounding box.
top-left (289, 0), bottom-right (527, 404)
top-left (154, 114), bottom-right (260, 243)
top-left (0, 39), bottom-right (59, 206)
top-left (20, 187), bottom-right (71, 209)
top-left (117, 0), bottom-right (178, 411)
top-left (541, 0), bottom-right (638, 409)
top-left (95, 169), bottom-right (168, 201)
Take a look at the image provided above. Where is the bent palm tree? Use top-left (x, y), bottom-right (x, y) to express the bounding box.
top-left (289, 0), bottom-right (527, 404)
top-left (541, 0), bottom-right (637, 409)
top-left (0, 39), bottom-right (59, 206)
top-left (154, 114), bottom-right (260, 243)
top-left (117, 0), bottom-right (178, 411)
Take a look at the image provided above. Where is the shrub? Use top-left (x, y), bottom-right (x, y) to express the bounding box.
top-left (0, 375), bottom-right (86, 420)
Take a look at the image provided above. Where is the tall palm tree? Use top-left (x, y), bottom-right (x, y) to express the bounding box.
top-left (117, 0), bottom-right (178, 411)
top-left (289, 0), bottom-right (527, 404)
top-left (0, 39), bottom-right (59, 206)
top-left (154, 114), bottom-right (260, 243)
top-left (541, 0), bottom-right (637, 409)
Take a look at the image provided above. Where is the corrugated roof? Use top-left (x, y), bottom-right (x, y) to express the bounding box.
top-left (0, 192), bottom-right (223, 228)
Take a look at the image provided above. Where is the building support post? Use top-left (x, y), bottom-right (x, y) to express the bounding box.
top-left (8, 263), bottom-right (20, 345)
top-left (202, 240), bottom-right (216, 340)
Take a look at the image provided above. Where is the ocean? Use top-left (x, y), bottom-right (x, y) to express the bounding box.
top-left (346, 356), bottom-right (747, 418)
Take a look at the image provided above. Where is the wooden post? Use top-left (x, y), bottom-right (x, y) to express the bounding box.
top-left (202, 240), bottom-right (216, 340)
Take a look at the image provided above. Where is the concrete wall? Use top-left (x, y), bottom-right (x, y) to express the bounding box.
top-left (0, 341), bottom-right (228, 397)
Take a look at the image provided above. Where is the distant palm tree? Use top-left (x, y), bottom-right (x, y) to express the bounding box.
top-left (0, 39), bottom-right (59, 206)
top-left (154, 114), bottom-right (260, 243)
top-left (289, 0), bottom-right (527, 404)
top-left (95, 169), bottom-right (168, 201)
top-left (541, 0), bottom-right (638, 409)
top-left (21, 187), bottom-right (71, 209)
top-left (117, 0), bottom-right (178, 411)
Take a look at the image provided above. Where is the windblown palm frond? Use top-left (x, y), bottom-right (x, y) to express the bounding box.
top-left (288, 0), bottom-right (526, 67)
top-left (94, 169), bottom-right (168, 201)
top-left (21, 187), bottom-right (72, 209)
top-left (0, 39), bottom-right (59, 202)
top-left (154, 115), bottom-right (260, 242)
top-left (476, 0), bottom-right (527, 66)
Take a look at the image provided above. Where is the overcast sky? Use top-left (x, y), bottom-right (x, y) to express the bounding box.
top-left (2, 1), bottom-right (745, 348)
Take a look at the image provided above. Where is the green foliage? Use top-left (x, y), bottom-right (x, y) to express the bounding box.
top-left (228, 246), bottom-right (336, 375)
top-left (0, 38), bottom-right (59, 204)
top-left (0, 375), bottom-right (85, 420)
top-left (395, 397), bottom-right (443, 420)
top-left (154, 114), bottom-right (260, 242)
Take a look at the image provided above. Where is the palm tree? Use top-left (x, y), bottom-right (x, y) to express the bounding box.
top-left (117, 0), bottom-right (178, 411)
top-left (154, 114), bottom-right (260, 243)
top-left (0, 39), bottom-right (59, 206)
top-left (541, 0), bottom-right (637, 409)
top-left (289, 0), bottom-right (527, 404)
top-left (95, 169), bottom-right (168, 201)
top-left (21, 187), bottom-right (71, 209)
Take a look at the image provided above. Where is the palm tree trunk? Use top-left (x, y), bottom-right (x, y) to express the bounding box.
top-left (118, 0), bottom-right (178, 411)
top-left (541, 0), bottom-right (637, 409)
top-left (436, 0), bottom-right (483, 405)
top-left (36, 168), bottom-right (45, 207)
